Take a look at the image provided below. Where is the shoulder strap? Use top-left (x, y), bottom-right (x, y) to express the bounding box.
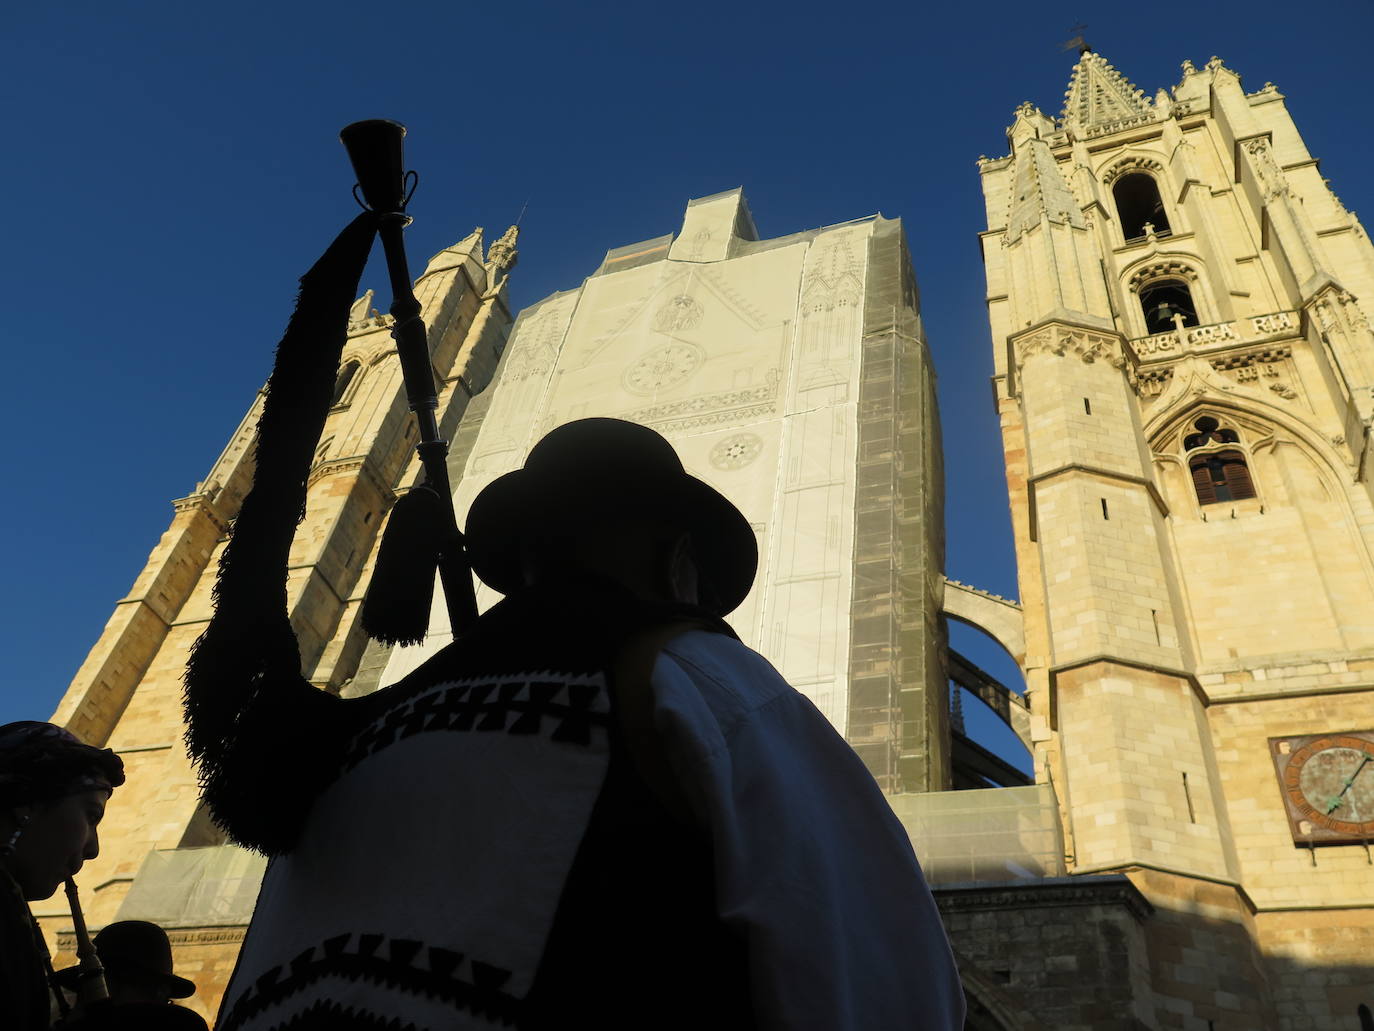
top-left (609, 620), bottom-right (720, 827)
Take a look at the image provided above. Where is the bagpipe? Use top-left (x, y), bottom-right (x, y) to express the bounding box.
top-left (182, 122), bottom-right (479, 853)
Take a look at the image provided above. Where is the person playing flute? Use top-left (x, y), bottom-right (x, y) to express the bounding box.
top-left (0, 722), bottom-right (123, 1029)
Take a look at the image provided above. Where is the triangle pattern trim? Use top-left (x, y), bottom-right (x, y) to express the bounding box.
top-left (1061, 50), bottom-right (1151, 131)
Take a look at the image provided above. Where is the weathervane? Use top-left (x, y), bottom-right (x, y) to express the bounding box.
top-left (1061, 23), bottom-right (1090, 55)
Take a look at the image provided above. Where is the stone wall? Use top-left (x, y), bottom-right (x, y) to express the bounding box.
top-left (1127, 867), bottom-right (1274, 1029)
top-left (937, 869), bottom-right (1373, 1029)
top-left (1260, 909), bottom-right (1374, 1029)
top-left (1056, 663), bottom-right (1234, 880)
top-left (936, 876), bottom-right (1156, 1030)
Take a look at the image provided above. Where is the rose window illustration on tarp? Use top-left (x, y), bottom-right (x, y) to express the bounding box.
top-left (710, 432), bottom-right (763, 470)
top-left (652, 294), bottom-right (705, 333)
top-left (623, 342), bottom-right (705, 395)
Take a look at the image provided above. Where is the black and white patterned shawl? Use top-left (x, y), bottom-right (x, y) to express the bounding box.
top-left (212, 585), bottom-right (739, 1031)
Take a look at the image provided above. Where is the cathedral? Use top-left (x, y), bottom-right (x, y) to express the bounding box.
top-left (37, 50), bottom-right (1373, 1029)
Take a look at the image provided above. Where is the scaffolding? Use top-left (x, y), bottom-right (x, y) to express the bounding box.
top-left (115, 845), bottom-right (268, 928)
top-left (889, 783), bottom-right (1066, 885)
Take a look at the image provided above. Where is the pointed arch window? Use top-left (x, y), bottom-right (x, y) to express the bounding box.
top-left (1140, 279), bottom-right (1199, 334)
top-left (1113, 173), bottom-right (1171, 241)
top-left (331, 360), bottom-right (361, 406)
top-left (1185, 417), bottom-right (1256, 505)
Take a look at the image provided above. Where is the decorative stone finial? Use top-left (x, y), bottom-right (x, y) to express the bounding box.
top-left (349, 289), bottom-right (375, 328)
top-left (485, 224), bottom-right (519, 290)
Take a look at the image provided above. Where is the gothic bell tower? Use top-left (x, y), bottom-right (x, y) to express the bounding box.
top-left (978, 50), bottom-right (1374, 1028)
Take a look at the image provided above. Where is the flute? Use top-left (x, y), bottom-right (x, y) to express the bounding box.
top-left (63, 877), bottom-right (108, 1005)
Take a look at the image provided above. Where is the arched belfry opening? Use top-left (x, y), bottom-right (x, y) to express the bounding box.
top-left (1113, 172), bottom-right (1171, 240)
top-left (1140, 278), bottom-right (1198, 333)
top-left (1184, 416), bottom-right (1256, 504)
top-left (331, 359), bottom-right (361, 406)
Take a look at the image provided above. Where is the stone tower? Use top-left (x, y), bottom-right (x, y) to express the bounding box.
top-left (976, 50), bottom-right (1374, 1027)
top-left (38, 226), bottom-right (519, 1017)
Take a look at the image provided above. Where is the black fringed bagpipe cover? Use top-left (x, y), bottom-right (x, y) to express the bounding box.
top-left (182, 212), bottom-right (380, 855)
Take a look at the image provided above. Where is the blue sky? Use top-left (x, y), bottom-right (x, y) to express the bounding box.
top-left (2, 1), bottom-right (1370, 771)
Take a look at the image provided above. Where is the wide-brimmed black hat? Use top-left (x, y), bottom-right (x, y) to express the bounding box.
top-left (94, 920), bottom-right (196, 999)
top-left (464, 419), bottom-right (757, 614)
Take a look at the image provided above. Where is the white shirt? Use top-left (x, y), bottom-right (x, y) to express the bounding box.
top-left (650, 630), bottom-right (966, 1030)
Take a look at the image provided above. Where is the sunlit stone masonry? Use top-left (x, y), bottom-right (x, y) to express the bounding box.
top-left (976, 47), bottom-right (1374, 1030)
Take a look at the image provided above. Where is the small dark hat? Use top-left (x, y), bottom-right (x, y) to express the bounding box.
top-left (93, 920), bottom-right (197, 999)
top-left (464, 418), bottom-right (757, 614)
top-left (0, 722), bottom-right (124, 809)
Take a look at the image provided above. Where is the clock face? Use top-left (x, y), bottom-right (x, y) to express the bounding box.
top-left (1270, 732), bottom-right (1374, 845)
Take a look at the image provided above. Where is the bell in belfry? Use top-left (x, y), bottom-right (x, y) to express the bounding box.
top-left (1150, 299), bottom-right (1182, 324)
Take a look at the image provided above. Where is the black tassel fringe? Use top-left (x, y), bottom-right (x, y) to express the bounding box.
top-left (182, 212), bottom-right (379, 855)
top-left (361, 484), bottom-right (445, 647)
